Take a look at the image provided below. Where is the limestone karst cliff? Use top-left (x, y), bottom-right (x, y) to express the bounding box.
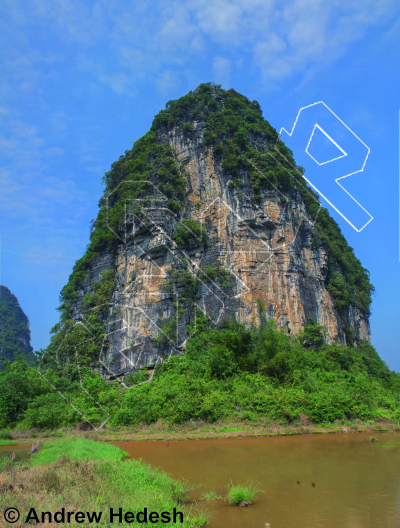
top-left (50, 83), bottom-right (374, 380)
top-left (0, 285), bottom-right (36, 367)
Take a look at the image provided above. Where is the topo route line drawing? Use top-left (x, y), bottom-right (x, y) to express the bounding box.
top-left (38, 101), bottom-right (373, 429)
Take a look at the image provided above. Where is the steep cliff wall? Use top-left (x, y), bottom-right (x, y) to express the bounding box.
top-left (0, 285), bottom-right (35, 367)
top-left (52, 84), bottom-right (373, 379)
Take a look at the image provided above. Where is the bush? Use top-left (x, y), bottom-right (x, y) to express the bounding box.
top-left (174, 219), bottom-right (207, 248)
top-left (124, 369), bottom-right (149, 387)
top-left (0, 430), bottom-right (12, 440)
top-left (227, 480), bottom-right (260, 505)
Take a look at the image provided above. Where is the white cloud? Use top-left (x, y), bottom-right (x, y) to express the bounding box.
top-left (193, 0), bottom-right (244, 37)
top-left (246, 0), bottom-right (399, 82)
top-left (2, 0), bottom-right (396, 100)
top-left (157, 2), bottom-right (200, 51)
top-left (98, 71), bottom-right (131, 96)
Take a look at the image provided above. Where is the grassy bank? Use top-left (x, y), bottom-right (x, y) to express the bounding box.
top-left (7, 416), bottom-right (399, 446)
top-left (0, 438), bottom-right (209, 527)
top-left (0, 440), bottom-right (17, 446)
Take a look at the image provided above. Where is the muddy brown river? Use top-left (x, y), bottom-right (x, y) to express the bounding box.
top-left (113, 432), bottom-right (400, 528)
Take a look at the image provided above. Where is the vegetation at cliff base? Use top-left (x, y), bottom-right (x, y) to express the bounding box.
top-left (1, 305), bottom-right (399, 430)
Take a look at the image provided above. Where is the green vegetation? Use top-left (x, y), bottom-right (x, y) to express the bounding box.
top-left (164, 261), bottom-right (232, 300)
top-left (0, 285), bottom-right (37, 369)
top-left (227, 480), bottom-right (260, 505)
top-left (31, 437), bottom-right (128, 466)
top-left (2, 302), bottom-right (399, 430)
top-left (187, 510), bottom-right (210, 527)
top-left (0, 430), bottom-right (16, 446)
top-left (314, 209), bottom-right (374, 318)
top-left (124, 368), bottom-right (149, 387)
top-left (370, 436), bottom-right (378, 442)
top-left (174, 218), bottom-right (207, 248)
top-left (0, 430), bottom-right (12, 440)
top-left (0, 438), bottom-right (207, 527)
top-left (201, 490), bottom-right (222, 500)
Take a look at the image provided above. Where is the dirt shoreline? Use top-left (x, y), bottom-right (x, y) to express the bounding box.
top-left (8, 418), bottom-right (399, 445)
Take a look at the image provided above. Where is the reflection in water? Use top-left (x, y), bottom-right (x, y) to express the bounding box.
top-left (112, 433), bottom-right (400, 528)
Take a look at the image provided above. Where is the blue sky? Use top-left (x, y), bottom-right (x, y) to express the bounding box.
top-left (1, 0), bottom-right (399, 369)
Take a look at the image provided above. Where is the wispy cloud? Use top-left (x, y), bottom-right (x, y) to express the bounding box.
top-left (2, 0), bottom-right (397, 100)
top-left (0, 109), bottom-right (91, 236)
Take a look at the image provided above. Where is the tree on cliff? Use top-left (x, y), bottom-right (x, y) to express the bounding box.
top-left (298, 318), bottom-right (325, 348)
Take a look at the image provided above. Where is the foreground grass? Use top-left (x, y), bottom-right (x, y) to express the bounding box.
top-left (0, 438), bottom-right (208, 528)
top-left (30, 437), bottom-right (128, 466)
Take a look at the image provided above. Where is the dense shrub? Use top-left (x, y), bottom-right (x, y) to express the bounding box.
top-left (2, 310), bottom-right (399, 429)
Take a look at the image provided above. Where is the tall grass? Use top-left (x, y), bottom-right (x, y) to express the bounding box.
top-left (0, 438), bottom-right (207, 527)
top-left (187, 510), bottom-right (211, 528)
top-left (201, 490), bottom-right (222, 500)
top-left (227, 480), bottom-right (260, 505)
top-left (31, 437), bottom-right (128, 465)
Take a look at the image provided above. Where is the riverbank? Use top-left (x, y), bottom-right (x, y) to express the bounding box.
top-left (8, 417), bottom-right (399, 445)
top-left (0, 438), bottom-right (209, 527)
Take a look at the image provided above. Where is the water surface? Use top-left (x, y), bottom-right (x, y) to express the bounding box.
top-left (113, 432), bottom-right (400, 528)
top-left (0, 445), bottom-right (32, 464)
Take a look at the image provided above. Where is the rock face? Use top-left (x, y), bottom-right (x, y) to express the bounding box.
top-left (67, 85), bottom-right (371, 379)
top-left (0, 285), bottom-right (35, 366)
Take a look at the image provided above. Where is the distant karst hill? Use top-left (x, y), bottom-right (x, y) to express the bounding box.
top-left (47, 83), bottom-right (374, 380)
top-left (0, 285), bottom-right (36, 368)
